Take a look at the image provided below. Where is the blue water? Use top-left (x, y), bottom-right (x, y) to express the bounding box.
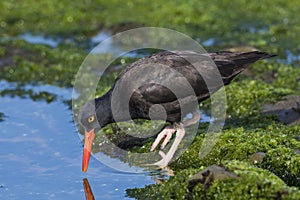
top-left (0, 81), bottom-right (154, 200)
top-left (18, 33), bottom-right (61, 48)
top-left (0, 32), bottom-right (213, 199)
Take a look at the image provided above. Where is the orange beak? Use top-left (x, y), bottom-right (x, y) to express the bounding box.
top-left (82, 129), bottom-right (95, 172)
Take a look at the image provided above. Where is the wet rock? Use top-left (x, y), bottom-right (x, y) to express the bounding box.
top-left (262, 95), bottom-right (300, 125)
top-left (187, 165), bottom-right (239, 194)
top-left (0, 45), bottom-right (30, 68)
top-left (294, 149), bottom-right (300, 154)
top-left (249, 152), bottom-right (266, 164)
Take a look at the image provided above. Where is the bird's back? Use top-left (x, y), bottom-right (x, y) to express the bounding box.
top-left (110, 50), bottom-right (274, 122)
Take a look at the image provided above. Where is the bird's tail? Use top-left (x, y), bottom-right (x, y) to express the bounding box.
top-left (232, 51), bottom-right (276, 67)
top-left (214, 51), bottom-right (276, 85)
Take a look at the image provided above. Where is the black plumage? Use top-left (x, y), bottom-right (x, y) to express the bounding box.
top-left (81, 50), bottom-right (274, 126)
top-left (79, 50), bottom-right (275, 171)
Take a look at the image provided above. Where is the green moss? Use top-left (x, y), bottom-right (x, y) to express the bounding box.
top-left (224, 79), bottom-right (291, 119)
top-left (198, 69), bottom-right (294, 120)
top-left (1, 0), bottom-right (300, 58)
top-left (245, 62), bottom-right (300, 94)
top-left (0, 87), bottom-right (57, 103)
top-left (0, 40), bottom-right (86, 87)
top-left (169, 122), bottom-right (300, 184)
top-left (203, 161), bottom-right (300, 200)
top-left (127, 161), bottom-right (300, 200)
top-left (126, 168), bottom-right (200, 200)
top-left (272, 65), bottom-right (300, 94)
top-left (261, 147), bottom-right (300, 187)
top-left (1, 1), bottom-right (300, 198)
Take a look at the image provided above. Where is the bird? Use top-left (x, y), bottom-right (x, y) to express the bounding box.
top-left (78, 50), bottom-right (275, 172)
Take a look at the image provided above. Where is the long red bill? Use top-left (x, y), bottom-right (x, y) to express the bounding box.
top-left (82, 129), bottom-right (95, 172)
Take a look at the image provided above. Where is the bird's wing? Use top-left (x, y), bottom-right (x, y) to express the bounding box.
top-left (114, 51), bottom-right (211, 104)
top-left (113, 50), bottom-right (273, 105)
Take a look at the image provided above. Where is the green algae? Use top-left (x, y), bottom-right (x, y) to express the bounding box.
top-left (1, 41), bottom-right (299, 199)
top-left (0, 87), bottom-right (57, 103)
top-left (0, 40), bottom-right (86, 87)
top-left (245, 62), bottom-right (300, 94)
top-left (1, 0), bottom-right (300, 198)
top-left (127, 161), bottom-right (300, 200)
top-left (124, 114), bottom-right (300, 198)
top-left (1, 0), bottom-right (300, 58)
top-left (224, 79), bottom-right (291, 119)
top-left (261, 147), bottom-right (300, 187)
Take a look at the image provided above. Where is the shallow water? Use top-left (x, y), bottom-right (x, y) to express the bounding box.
top-left (0, 31), bottom-right (213, 199)
top-left (0, 81), bottom-right (154, 199)
top-left (18, 33), bottom-right (61, 48)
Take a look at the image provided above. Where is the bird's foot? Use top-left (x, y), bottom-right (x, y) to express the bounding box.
top-left (150, 126), bottom-right (176, 151)
top-left (149, 124), bottom-right (185, 168)
top-left (152, 150), bottom-right (169, 168)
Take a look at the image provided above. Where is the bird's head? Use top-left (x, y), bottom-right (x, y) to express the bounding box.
top-left (78, 100), bottom-right (101, 172)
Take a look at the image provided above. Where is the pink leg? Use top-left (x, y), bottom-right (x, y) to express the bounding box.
top-left (147, 111), bottom-right (201, 168)
top-left (153, 124), bottom-right (185, 168)
top-left (150, 126), bottom-right (176, 151)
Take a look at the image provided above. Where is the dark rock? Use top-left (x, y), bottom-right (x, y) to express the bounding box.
top-left (187, 165), bottom-right (239, 196)
top-left (262, 95), bottom-right (300, 125)
top-left (294, 149), bottom-right (300, 154)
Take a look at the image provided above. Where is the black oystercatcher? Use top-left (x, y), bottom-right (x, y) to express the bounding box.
top-left (78, 50), bottom-right (275, 172)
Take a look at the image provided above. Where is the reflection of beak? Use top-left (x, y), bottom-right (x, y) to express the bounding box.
top-left (83, 178), bottom-right (95, 200)
top-left (82, 129), bottom-right (95, 172)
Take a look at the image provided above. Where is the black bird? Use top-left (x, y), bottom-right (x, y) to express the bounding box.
top-left (78, 50), bottom-right (275, 172)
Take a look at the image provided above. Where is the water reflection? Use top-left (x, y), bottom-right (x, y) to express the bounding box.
top-left (83, 178), bottom-right (95, 200)
top-left (0, 80), bottom-right (154, 199)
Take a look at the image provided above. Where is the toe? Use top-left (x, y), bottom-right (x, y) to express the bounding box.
top-left (160, 130), bottom-right (175, 149)
top-left (150, 131), bottom-right (166, 151)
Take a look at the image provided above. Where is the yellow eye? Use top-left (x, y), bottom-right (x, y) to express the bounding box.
top-left (88, 116), bottom-right (95, 123)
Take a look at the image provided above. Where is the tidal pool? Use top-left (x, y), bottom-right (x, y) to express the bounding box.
top-left (0, 81), bottom-right (154, 199)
